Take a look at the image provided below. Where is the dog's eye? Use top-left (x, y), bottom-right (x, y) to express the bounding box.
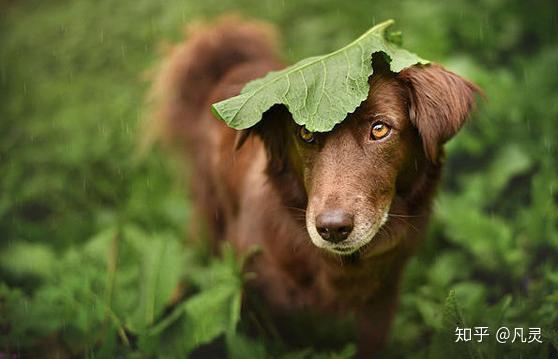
top-left (370, 122), bottom-right (391, 140)
top-left (299, 126), bottom-right (315, 143)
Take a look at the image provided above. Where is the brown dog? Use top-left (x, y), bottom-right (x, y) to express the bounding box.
top-left (150, 17), bottom-right (480, 357)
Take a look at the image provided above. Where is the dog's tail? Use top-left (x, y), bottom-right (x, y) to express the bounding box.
top-left (145, 16), bottom-right (280, 149)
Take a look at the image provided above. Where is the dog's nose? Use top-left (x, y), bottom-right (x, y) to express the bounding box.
top-left (315, 210), bottom-right (354, 243)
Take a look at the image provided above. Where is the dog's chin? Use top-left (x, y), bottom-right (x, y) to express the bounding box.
top-left (321, 234), bottom-right (376, 256)
top-left (307, 235), bottom-right (371, 256)
top-left (323, 240), bottom-right (369, 255)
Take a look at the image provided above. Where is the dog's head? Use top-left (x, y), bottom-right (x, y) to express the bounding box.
top-left (238, 60), bottom-right (480, 256)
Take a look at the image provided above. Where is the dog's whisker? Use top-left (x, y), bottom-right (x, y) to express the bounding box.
top-left (291, 214), bottom-right (307, 220)
top-left (387, 212), bottom-right (424, 218)
top-left (284, 206), bottom-right (307, 214)
top-left (285, 206), bottom-right (306, 211)
top-left (378, 225), bottom-right (391, 241)
top-left (279, 206), bottom-right (308, 222)
top-left (289, 225), bottom-right (315, 253)
top-left (292, 238), bottom-right (312, 252)
top-left (388, 216), bottom-right (420, 234)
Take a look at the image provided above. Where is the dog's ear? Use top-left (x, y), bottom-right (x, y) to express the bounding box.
top-left (236, 104), bottom-right (289, 174)
top-left (399, 64), bottom-right (481, 162)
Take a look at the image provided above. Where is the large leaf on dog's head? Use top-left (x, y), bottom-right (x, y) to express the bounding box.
top-left (211, 19), bottom-right (429, 132)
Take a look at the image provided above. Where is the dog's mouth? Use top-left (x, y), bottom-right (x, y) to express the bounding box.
top-left (305, 205), bottom-right (390, 256)
top-left (328, 245), bottom-right (359, 256)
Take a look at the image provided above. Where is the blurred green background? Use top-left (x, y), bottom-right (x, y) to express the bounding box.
top-left (1, 0), bottom-right (557, 357)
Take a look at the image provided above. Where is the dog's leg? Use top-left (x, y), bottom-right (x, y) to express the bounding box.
top-left (356, 281), bottom-right (401, 358)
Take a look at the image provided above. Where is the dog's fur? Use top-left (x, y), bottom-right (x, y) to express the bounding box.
top-left (150, 17), bottom-right (480, 356)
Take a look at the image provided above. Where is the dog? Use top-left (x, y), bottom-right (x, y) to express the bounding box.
top-left (150, 17), bottom-right (480, 357)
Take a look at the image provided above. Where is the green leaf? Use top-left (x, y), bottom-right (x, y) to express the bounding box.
top-left (226, 333), bottom-right (267, 359)
top-left (138, 244), bottom-right (246, 356)
top-left (180, 245), bottom-right (247, 350)
top-left (0, 242), bottom-right (56, 280)
top-left (182, 285), bottom-right (239, 354)
top-left (120, 227), bottom-right (188, 332)
top-left (0, 283), bottom-right (61, 346)
top-left (211, 19), bottom-right (428, 132)
top-left (428, 290), bottom-right (482, 359)
top-left (280, 343), bottom-right (356, 359)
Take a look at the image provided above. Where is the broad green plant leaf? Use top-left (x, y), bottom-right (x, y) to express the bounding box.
top-left (138, 244), bottom-right (250, 356)
top-left (211, 19), bottom-right (428, 132)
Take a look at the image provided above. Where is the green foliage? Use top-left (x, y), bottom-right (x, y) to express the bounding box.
top-left (1, 0), bottom-right (557, 357)
top-left (0, 225), bottom-right (247, 357)
top-left (211, 19), bottom-right (427, 132)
